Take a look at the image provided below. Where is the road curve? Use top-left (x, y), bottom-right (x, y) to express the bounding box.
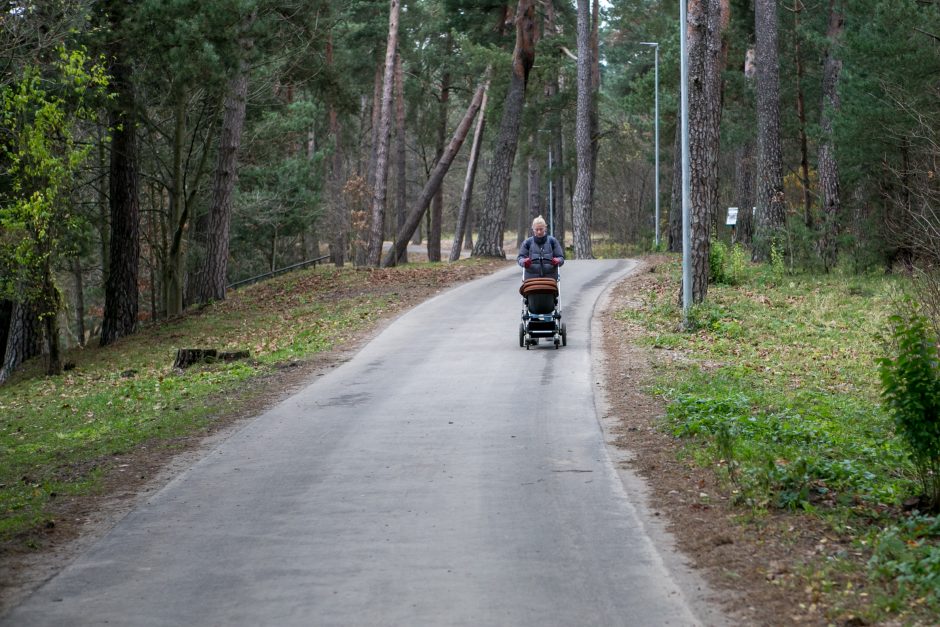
top-left (2, 260), bottom-right (724, 626)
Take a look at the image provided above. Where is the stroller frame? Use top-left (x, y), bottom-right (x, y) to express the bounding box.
top-left (519, 274), bottom-right (567, 349)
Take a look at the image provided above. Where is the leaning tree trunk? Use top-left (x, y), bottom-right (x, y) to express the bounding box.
top-left (394, 51), bottom-right (408, 265)
top-left (472, 0), bottom-right (537, 258)
top-left (817, 0), bottom-right (843, 272)
top-left (384, 81), bottom-right (488, 267)
top-left (685, 0), bottom-right (730, 304)
top-left (572, 0), bottom-right (595, 260)
top-left (753, 0), bottom-right (786, 262)
top-left (198, 28), bottom-right (252, 303)
top-left (163, 98), bottom-right (188, 316)
top-left (0, 300), bottom-right (42, 385)
top-left (366, 0), bottom-right (400, 267)
top-left (100, 35), bottom-right (140, 347)
top-left (450, 78), bottom-right (489, 261)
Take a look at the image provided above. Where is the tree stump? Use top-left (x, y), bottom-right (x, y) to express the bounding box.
top-left (174, 349), bottom-right (250, 369)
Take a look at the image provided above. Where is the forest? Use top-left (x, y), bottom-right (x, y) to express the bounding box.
top-left (1, 0), bottom-right (939, 382)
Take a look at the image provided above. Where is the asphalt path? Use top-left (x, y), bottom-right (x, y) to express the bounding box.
top-left (2, 259), bottom-right (724, 626)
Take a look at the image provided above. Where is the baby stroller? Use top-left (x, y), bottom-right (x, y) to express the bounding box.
top-left (519, 271), bottom-right (567, 349)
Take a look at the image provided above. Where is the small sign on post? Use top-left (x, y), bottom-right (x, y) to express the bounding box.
top-left (726, 207), bottom-right (738, 243)
top-left (726, 207), bottom-right (738, 226)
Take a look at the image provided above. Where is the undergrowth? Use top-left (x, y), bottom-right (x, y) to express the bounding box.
top-left (618, 256), bottom-right (940, 621)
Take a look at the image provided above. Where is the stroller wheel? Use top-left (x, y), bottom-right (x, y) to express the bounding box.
top-left (519, 323), bottom-right (525, 348)
top-left (561, 323), bottom-right (567, 347)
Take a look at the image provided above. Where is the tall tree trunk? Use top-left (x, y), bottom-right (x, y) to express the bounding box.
top-left (163, 99), bottom-right (187, 316)
top-left (518, 156), bottom-right (528, 247)
top-left (528, 140), bottom-right (541, 221)
top-left (685, 0), bottom-right (730, 304)
top-left (97, 121), bottom-right (110, 288)
top-left (472, 0), bottom-right (537, 258)
top-left (198, 26), bottom-right (253, 304)
top-left (394, 51), bottom-right (408, 265)
top-left (327, 31), bottom-right (348, 267)
top-left (572, 0), bottom-right (595, 259)
top-left (0, 300), bottom-right (42, 385)
top-left (450, 79), bottom-right (489, 261)
top-left (0, 301), bottom-right (10, 361)
top-left (100, 33), bottom-right (140, 346)
top-left (668, 122), bottom-right (682, 252)
top-left (383, 81), bottom-right (487, 267)
top-left (792, 0), bottom-right (812, 228)
top-left (817, 0), bottom-right (843, 272)
top-left (553, 131), bottom-right (566, 248)
top-left (753, 0), bottom-right (786, 261)
top-left (588, 0), bottom-right (600, 230)
top-left (544, 1), bottom-right (565, 248)
top-left (429, 63), bottom-right (450, 262)
top-left (72, 256), bottom-right (86, 346)
top-left (366, 0), bottom-right (400, 266)
top-left (733, 141), bottom-right (755, 246)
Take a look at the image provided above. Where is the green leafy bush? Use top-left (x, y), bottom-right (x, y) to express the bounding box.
top-left (878, 306), bottom-right (940, 511)
top-left (709, 239), bottom-right (729, 284)
top-left (869, 515), bottom-right (940, 608)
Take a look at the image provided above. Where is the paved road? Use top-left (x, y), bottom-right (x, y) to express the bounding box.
top-left (2, 260), bottom-right (723, 626)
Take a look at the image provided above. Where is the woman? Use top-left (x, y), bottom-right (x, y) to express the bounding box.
top-left (517, 215), bottom-right (564, 280)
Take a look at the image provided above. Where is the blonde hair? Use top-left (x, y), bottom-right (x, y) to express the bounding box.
top-left (531, 216), bottom-right (547, 229)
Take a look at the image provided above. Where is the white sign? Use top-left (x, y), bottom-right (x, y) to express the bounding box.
top-left (726, 207), bottom-right (738, 226)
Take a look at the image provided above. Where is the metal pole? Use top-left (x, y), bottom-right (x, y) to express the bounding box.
top-left (679, 0), bottom-right (692, 324)
top-left (640, 42), bottom-right (661, 249)
top-left (653, 44), bottom-right (660, 249)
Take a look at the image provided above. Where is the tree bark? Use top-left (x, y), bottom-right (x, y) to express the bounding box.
top-left (100, 32), bottom-right (140, 346)
top-left (685, 0), bottom-right (729, 304)
top-left (163, 98), bottom-right (187, 316)
top-left (572, 0), bottom-right (595, 260)
top-left (450, 79), bottom-right (489, 261)
top-left (429, 44), bottom-right (452, 263)
top-left (72, 256), bottom-right (86, 346)
top-left (198, 23), bottom-right (252, 304)
top-left (383, 81), bottom-right (487, 267)
top-left (0, 300), bottom-right (42, 385)
top-left (792, 1), bottom-right (812, 229)
top-left (733, 141), bottom-right (755, 246)
top-left (668, 121), bottom-right (683, 252)
top-left (327, 31), bottom-right (348, 267)
top-left (528, 141), bottom-right (541, 222)
top-left (817, 0), bottom-right (843, 272)
top-left (472, 0), bottom-right (537, 258)
top-left (394, 51), bottom-right (408, 264)
top-left (753, 0), bottom-right (786, 261)
top-left (366, 0), bottom-right (400, 267)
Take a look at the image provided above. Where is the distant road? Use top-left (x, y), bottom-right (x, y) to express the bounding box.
top-left (2, 260), bottom-right (725, 626)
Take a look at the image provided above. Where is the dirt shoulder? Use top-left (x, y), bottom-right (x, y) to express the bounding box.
top-left (597, 257), bottom-right (869, 627)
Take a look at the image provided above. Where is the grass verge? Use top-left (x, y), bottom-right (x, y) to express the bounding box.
top-left (618, 255), bottom-right (939, 624)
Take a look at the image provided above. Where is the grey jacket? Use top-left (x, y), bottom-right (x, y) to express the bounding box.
top-left (517, 235), bottom-right (564, 280)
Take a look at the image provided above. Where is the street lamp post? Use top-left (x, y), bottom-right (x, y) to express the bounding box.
top-left (679, 0), bottom-right (691, 324)
top-left (638, 42), bottom-right (660, 248)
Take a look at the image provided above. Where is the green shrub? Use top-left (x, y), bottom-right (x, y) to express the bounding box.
top-left (727, 244), bottom-right (748, 285)
top-left (709, 239), bottom-right (729, 284)
top-left (878, 306), bottom-right (940, 512)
